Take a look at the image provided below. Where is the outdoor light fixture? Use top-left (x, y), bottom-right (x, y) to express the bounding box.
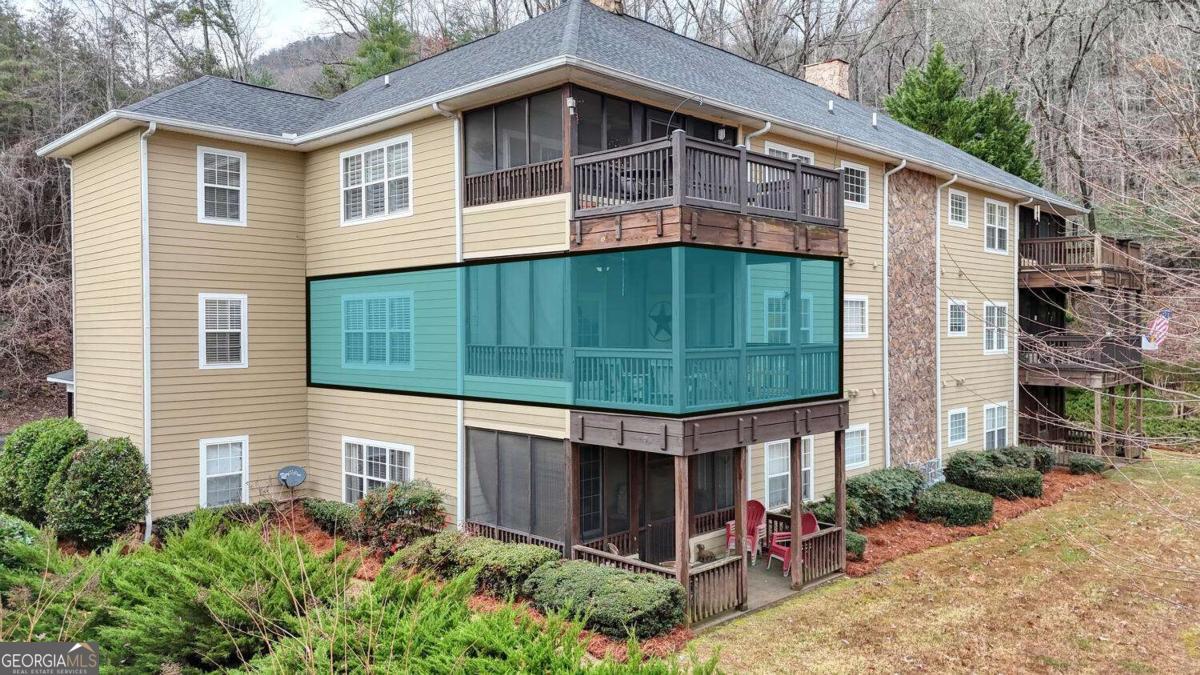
top-left (567, 96), bottom-right (577, 116)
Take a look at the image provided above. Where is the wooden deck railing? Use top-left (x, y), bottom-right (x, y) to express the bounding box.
top-left (571, 544), bottom-right (676, 578)
top-left (688, 555), bottom-right (746, 623)
top-left (1019, 333), bottom-right (1142, 372)
top-left (465, 345), bottom-right (565, 380)
top-left (692, 507), bottom-right (734, 536)
top-left (1019, 235), bottom-right (1142, 272)
top-left (798, 526), bottom-right (844, 585)
top-left (463, 521), bottom-right (565, 555)
top-left (573, 130), bottom-right (843, 227)
top-left (464, 159), bottom-right (564, 207)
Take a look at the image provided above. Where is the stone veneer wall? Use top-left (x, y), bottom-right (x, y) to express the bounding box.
top-left (887, 169), bottom-right (938, 466)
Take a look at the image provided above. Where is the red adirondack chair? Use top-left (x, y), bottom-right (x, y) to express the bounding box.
top-left (765, 511), bottom-right (819, 576)
top-left (724, 499), bottom-right (767, 563)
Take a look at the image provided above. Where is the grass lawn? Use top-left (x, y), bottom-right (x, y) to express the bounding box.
top-left (693, 451), bottom-right (1200, 673)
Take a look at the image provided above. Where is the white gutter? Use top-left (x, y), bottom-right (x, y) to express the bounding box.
top-left (935, 174), bottom-right (959, 466)
top-left (881, 159), bottom-right (907, 467)
top-left (139, 121), bottom-right (157, 540)
top-left (1015, 197), bottom-right (1033, 441)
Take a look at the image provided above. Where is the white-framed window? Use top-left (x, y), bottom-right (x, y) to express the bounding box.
top-left (948, 189), bottom-right (968, 227)
top-left (340, 134), bottom-right (412, 226)
top-left (983, 301), bottom-right (1008, 354)
top-left (841, 161), bottom-right (869, 208)
top-left (764, 290), bottom-right (790, 344)
top-left (947, 408), bottom-right (968, 447)
top-left (764, 437), bottom-right (814, 510)
top-left (343, 436), bottom-right (414, 503)
top-left (948, 300), bottom-right (968, 336)
top-left (984, 403), bottom-right (1009, 450)
top-left (199, 435), bottom-right (248, 507)
top-left (797, 292), bottom-right (814, 344)
top-left (199, 293), bottom-right (248, 369)
top-left (342, 292), bottom-right (414, 369)
top-left (764, 141), bottom-right (815, 165)
top-left (197, 147), bottom-right (247, 226)
top-left (844, 294), bottom-right (869, 339)
top-left (984, 198), bottom-right (1010, 254)
top-left (845, 424), bottom-right (870, 469)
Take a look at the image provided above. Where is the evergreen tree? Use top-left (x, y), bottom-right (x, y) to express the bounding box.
top-left (884, 43), bottom-right (970, 142)
top-left (957, 87), bottom-right (1043, 185)
top-left (349, 0), bottom-right (414, 87)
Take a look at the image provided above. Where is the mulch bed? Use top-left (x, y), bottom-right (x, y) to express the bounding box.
top-left (271, 504), bottom-right (383, 581)
top-left (845, 468), bottom-right (1102, 577)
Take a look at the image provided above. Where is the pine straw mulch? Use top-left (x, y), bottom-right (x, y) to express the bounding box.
top-left (845, 468), bottom-right (1103, 577)
top-left (270, 504), bottom-right (384, 581)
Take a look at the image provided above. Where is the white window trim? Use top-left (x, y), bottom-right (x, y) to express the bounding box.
top-left (983, 198), bottom-right (1011, 255)
top-left (947, 188), bottom-right (969, 228)
top-left (763, 140), bottom-right (815, 165)
top-left (983, 301), bottom-right (1009, 355)
top-left (198, 293), bottom-right (248, 369)
top-left (339, 133), bottom-right (414, 227)
top-left (947, 408), bottom-right (969, 448)
top-left (983, 403), bottom-right (1009, 450)
top-left (199, 435), bottom-right (249, 507)
top-left (341, 290), bottom-right (416, 371)
top-left (763, 289), bottom-right (790, 344)
top-left (341, 435), bottom-right (416, 504)
top-left (845, 424), bottom-right (870, 470)
top-left (947, 299), bottom-right (969, 337)
top-left (196, 146), bottom-right (247, 226)
top-left (844, 294), bottom-right (869, 339)
top-left (763, 437), bottom-right (815, 511)
top-left (840, 160), bottom-right (870, 209)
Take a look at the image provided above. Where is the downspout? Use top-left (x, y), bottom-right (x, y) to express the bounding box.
top-left (934, 174), bottom-right (958, 468)
top-left (139, 121), bottom-right (157, 541)
top-left (1015, 197), bottom-right (1034, 443)
top-left (433, 102), bottom-right (468, 526)
top-left (742, 120), bottom-right (772, 148)
top-left (881, 159), bottom-right (907, 468)
top-left (62, 160), bottom-right (74, 415)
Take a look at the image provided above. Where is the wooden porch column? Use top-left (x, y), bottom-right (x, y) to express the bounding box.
top-left (1093, 388), bottom-right (1104, 456)
top-left (833, 429), bottom-right (847, 572)
top-left (1122, 383), bottom-right (1132, 455)
top-left (673, 454), bottom-right (691, 592)
top-left (1107, 386), bottom-right (1117, 454)
top-left (629, 451), bottom-right (643, 552)
top-left (1136, 381), bottom-right (1145, 436)
top-left (565, 441), bottom-right (580, 559)
top-left (788, 435), bottom-right (805, 590)
top-left (733, 446), bottom-right (748, 609)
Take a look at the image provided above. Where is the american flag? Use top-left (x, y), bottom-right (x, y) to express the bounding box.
top-left (1142, 309), bottom-right (1172, 350)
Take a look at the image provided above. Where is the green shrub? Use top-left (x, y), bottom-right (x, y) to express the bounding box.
top-left (973, 466), bottom-right (1043, 500)
top-left (0, 513), bottom-right (38, 567)
top-left (1068, 453), bottom-right (1107, 475)
top-left (806, 494), bottom-right (879, 531)
top-left (44, 437), bottom-right (151, 549)
top-left (845, 530), bottom-right (867, 560)
top-left (846, 468), bottom-right (925, 523)
top-left (357, 480), bottom-right (445, 553)
top-left (523, 559), bottom-right (686, 639)
top-left (151, 501), bottom-right (273, 539)
top-left (915, 483), bottom-right (994, 526)
top-left (15, 418), bottom-right (88, 524)
top-left (994, 445), bottom-right (1055, 474)
top-left (396, 530), bottom-right (561, 596)
top-left (944, 451), bottom-right (1000, 489)
top-left (303, 498), bottom-right (361, 541)
top-left (0, 419), bottom-right (58, 515)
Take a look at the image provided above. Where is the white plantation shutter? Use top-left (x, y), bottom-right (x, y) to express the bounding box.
top-left (341, 136), bottom-right (412, 224)
top-left (200, 294), bottom-right (246, 367)
top-left (342, 292), bottom-right (414, 368)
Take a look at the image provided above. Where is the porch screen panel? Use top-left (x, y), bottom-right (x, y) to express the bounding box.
top-left (466, 429), bottom-right (564, 542)
top-left (466, 429), bottom-right (499, 526)
top-left (498, 432), bottom-right (532, 533)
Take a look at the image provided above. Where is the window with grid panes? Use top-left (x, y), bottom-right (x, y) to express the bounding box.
top-left (343, 438), bottom-right (412, 503)
top-left (845, 425), bottom-right (869, 468)
top-left (342, 292), bottom-right (413, 368)
top-left (949, 300), bottom-right (967, 336)
top-left (201, 437), bottom-right (246, 507)
top-left (984, 404), bottom-right (1008, 450)
top-left (949, 190), bottom-right (967, 226)
top-left (841, 162), bottom-right (869, 207)
top-left (765, 290), bottom-right (790, 344)
top-left (844, 296), bottom-right (868, 338)
top-left (948, 409), bottom-right (968, 446)
top-left (765, 438), bottom-right (812, 510)
top-left (200, 294), bottom-right (246, 367)
top-left (198, 148), bottom-right (245, 224)
top-left (985, 200), bottom-right (1009, 253)
top-left (341, 136), bottom-right (411, 224)
top-left (984, 303), bottom-right (1008, 353)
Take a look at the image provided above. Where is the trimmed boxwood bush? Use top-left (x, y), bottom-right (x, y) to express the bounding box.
top-left (357, 480), bottom-right (444, 553)
top-left (845, 530), bottom-right (867, 560)
top-left (0, 419), bottom-right (58, 515)
top-left (44, 437), bottom-right (152, 549)
top-left (523, 559), bottom-right (686, 639)
top-left (944, 451), bottom-right (998, 489)
top-left (396, 530), bottom-right (561, 596)
top-left (16, 418), bottom-right (88, 524)
top-left (973, 466), bottom-right (1043, 500)
top-left (1069, 453), bottom-right (1107, 475)
top-left (915, 482), bottom-right (994, 526)
top-left (806, 494), bottom-right (879, 531)
top-left (994, 445), bottom-right (1055, 474)
top-left (303, 498), bottom-right (361, 541)
top-left (846, 467), bottom-right (925, 523)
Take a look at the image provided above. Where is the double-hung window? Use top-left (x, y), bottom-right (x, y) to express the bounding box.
top-left (765, 438), bottom-right (813, 510)
top-left (341, 135), bottom-right (412, 225)
top-left (342, 292), bottom-right (414, 369)
top-left (948, 300), bottom-right (968, 336)
top-left (841, 161), bottom-right (869, 208)
top-left (947, 408), bottom-right (968, 447)
top-left (983, 302), bottom-right (1008, 354)
top-left (200, 436), bottom-right (248, 507)
top-left (984, 199), bottom-right (1010, 253)
top-left (844, 295), bottom-right (869, 339)
top-left (845, 424), bottom-right (870, 469)
top-left (948, 189), bottom-right (968, 227)
top-left (343, 436), bottom-right (413, 503)
top-left (984, 403), bottom-right (1008, 450)
top-left (764, 141), bottom-right (815, 165)
top-left (764, 290), bottom-right (790, 344)
top-left (199, 293), bottom-right (247, 368)
top-left (197, 147), bottom-right (246, 225)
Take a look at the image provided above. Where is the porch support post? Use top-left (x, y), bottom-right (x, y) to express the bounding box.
top-left (788, 435), bottom-right (804, 590)
top-left (565, 441), bottom-right (580, 559)
top-left (1136, 381), bottom-right (1145, 457)
top-left (673, 454), bottom-right (691, 593)
top-left (629, 451), bottom-right (643, 551)
top-left (1107, 386), bottom-right (1117, 454)
top-left (734, 446), bottom-right (748, 610)
top-left (1093, 388), bottom-right (1103, 456)
top-left (1123, 383), bottom-right (1132, 455)
top-left (834, 428), bottom-right (847, 572)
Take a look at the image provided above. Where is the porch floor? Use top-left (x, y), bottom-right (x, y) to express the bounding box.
top-left (692, 554), bottom-right (819, 632)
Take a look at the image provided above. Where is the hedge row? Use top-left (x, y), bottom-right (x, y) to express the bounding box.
top-left (914, 483), bottom-right (994, 526)
top-left (301, 498), bottom-right (361, 540)
top-left (357, 480), bottom-right (444, 553)
top-left (523, 560), bottom-right (686, 639)
top-left (395, 530), bottom-right (561, 597)
top-left (945, 447), bottom-right (1046, 500)
top-left (1068, 453), bottom-right (1107, 475)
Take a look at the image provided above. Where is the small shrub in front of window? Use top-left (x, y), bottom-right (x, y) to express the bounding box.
top-left (972, 466), bottom-right (1043, 500)
top-left (523, 559), bottom-right (686, 639)
top-left (944, 451), bottom-right (1001, 490)
top-left (16, 417), bottom-right (88, 525)
top-left (357, 479), bottom-right (444, 553)
top-left (805, 494), bottom-right (879, 531)
top-left (845, 530), bottom-right (868, 560)
top-left (1068, 454), bottom-right (1107, 476)
top-left (302, 498), bottom-right (362, 541)
top-left (44, 437), bottom-right (152, 549)
top-left (845, 467), bottom-right (926, 523)
top-left (994, 445), bottom-right (1056, 474)
top-left (914, 483), bottom-right (994, 526)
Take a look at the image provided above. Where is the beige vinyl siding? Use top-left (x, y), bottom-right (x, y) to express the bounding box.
top-left (147, 131), bottom-right (308, 515)
top-left (305, 116), bottom-right (456, 276)
top-left (72, 130), bottom-right (144, 445)
top-left (463, 401), bottom-right (569, 439)
top-left (940, 187), bottom-right (1016, 454)
top-left (463, 194), bottom-right (570, 259)
top-left (307, 389), bottom-right (459, 514)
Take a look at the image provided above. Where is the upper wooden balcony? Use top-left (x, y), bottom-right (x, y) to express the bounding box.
top-left (1018, 235), bottom-right (1144, 291)
top-left (570, 132), bottom-right (847, 256)
top-left (1018, 332), bottom-right (1143, 388)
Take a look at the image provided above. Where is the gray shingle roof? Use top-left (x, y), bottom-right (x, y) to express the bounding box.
top-left (115, 0), bottom-right (1078, 209)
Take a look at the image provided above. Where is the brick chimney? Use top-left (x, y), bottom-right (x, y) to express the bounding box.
top-left (590, 0), bottom-right (624, 14)
top-left (804, 59), bottom-right (851, 99)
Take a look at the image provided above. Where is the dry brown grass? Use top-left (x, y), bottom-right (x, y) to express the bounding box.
top-left (693, 452), bottom-right (1200, 674)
